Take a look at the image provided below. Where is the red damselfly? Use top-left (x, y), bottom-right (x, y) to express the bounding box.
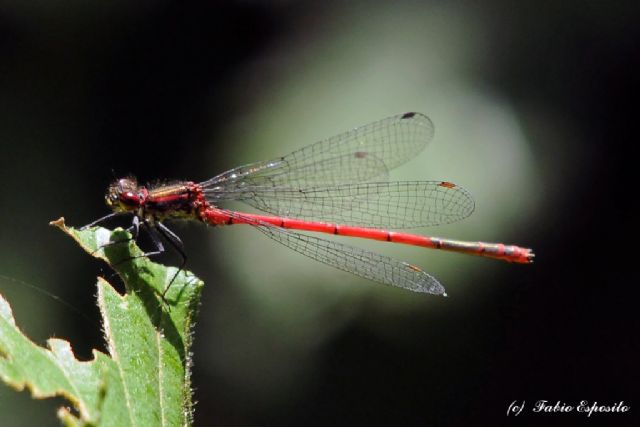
top-left (87, 112), bottom-right (533, 296)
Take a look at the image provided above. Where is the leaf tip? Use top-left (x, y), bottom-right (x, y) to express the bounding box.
top-left (49, 217), bottom-right (67, 228)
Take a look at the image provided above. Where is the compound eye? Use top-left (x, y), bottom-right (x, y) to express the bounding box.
top-left (120, 191), bottom-right (140, 206)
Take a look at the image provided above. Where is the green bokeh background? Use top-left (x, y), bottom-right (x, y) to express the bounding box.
top-left (0, 1), bottom-right (637, 425)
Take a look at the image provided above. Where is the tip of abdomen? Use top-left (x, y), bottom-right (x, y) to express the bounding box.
top-left (511, 247), bottom-right (535, 264)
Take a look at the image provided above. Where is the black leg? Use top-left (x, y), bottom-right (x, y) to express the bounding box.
top-left (99, 216), bottom-right (161, 268)
top-left (154, 222), bottom-right (188, 299)
top-left (81, 212), bottom-right (129, 230)
top-left (141, 221), bottom-right (166, 258)
top-left (87, 213), bottom-right (143, 259)
top-left (156, 222), bottom-right (186, 259)
top-left (127, 215), bottom-right (141, 240)
top-left (90, 214), bottom-right (188, 306)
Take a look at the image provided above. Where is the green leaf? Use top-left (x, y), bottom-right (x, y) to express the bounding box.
top-left (0, 217), bottom-right (203, 426)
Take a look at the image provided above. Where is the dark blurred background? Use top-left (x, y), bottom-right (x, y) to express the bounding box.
top-left (0, 1), bottom-right (638, 426)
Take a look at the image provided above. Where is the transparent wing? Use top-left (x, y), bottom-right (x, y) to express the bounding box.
top-left (205, 181), bottom-right (474, 229)
top-left (202, 112), bottom-right (434, 190)
top-left (225, 210), bottom-right (445, 295)
top-left (202, 113), bottom-right (464, 228)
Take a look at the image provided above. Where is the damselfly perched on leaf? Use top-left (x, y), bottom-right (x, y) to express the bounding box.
top-left (87, 112), bottom-right (533, 297)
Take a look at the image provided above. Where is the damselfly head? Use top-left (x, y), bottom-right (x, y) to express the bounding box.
top-left (105, 177), bottom-right (144, 212)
